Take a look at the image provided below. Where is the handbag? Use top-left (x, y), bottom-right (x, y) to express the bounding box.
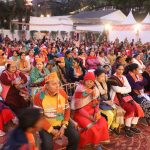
top-left (122, 95), bottom-right (133, 103)
top-left (99, 95), bottom-right (113, 110)
top-left (99, 101), bottom-right (113, 110)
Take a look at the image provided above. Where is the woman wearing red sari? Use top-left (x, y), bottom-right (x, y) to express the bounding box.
top-left (71, 72), bottom-right (109, 149)
top-left (0, 61), bottom-right (30, 114)
top-left (0, 83), bottom-right (17, 137)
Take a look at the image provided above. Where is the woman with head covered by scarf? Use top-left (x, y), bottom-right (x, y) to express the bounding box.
top-left (71, 72), bottom-right (109, 149)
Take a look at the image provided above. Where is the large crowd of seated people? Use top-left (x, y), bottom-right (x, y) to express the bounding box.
top-left (0, 35), bottom-right (150, 150)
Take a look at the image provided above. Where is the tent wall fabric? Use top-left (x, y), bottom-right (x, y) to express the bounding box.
top-left (72, 10), bottom-right (126, 25)
top-left (109, 30), bottom-right (136, 42)
top-left (142, 13), bottom-right (150, 24)
top-left (29, 16), bottom-right (73, 31)
top-left (109, 30), bottom-right (150, 43)
top-left (109, 12), bottom-right (150, 43)
top-left (112, 24), bottom-right (150, 31)
top-left (28, 10), bottom-right (150, 43)
top-left (76, 25), bottom-right (104, 32)
top-left (100, 10), bottom-right (126, 24)
top-left (29, 10), bottom-right (126, 32)
top-left (122, 10), bottom-right (137, 25)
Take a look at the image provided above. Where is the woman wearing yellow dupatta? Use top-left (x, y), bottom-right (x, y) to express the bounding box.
top-left (95, 69), bottom-right (125, 135)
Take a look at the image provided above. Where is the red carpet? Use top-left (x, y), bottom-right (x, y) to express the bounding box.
top-left (102, 123), bottom-right (150, 150)
top-left (0, 123), bottom-right (150, 150)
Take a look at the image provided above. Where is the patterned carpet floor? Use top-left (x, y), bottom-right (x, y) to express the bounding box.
top-left (0, 122), bottom-right (150, 150)
top-left (102, 123), bottom-right (150, 150)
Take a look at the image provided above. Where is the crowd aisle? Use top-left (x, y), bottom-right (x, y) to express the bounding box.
top-left (0, 122), bottom-right (150, 150)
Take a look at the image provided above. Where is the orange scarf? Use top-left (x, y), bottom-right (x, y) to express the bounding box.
top-left (0, 57), bottom-right (6, 66)
top-left (25, 132), bottom-right (38, 150)
top-left (47, 91), bottom-right (63, 114)
top-left (74, 67), bottom-right (82, 76)
top-left (19, 59), bottom-right (28, 69)
top-left (129, 71), bottom-right (143, 82)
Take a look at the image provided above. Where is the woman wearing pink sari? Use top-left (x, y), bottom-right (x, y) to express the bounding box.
top-left (86, 49), bottom-right (100, 71)
top-left (71, 72), bottom-right (109, 149)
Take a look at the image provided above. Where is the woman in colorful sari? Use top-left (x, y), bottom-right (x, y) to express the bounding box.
top-left (30, 58), bottom-right (49, 98)
top-left (33, 55), bottom-right (40, 67)
top-left (69, 58), bottom-right (85, 82)
top-left (0, 61), bottom-right (30, 114)
top-left (132, 54), bottom-right (145, 73)
top-left (17, 52), bottom-right (31, 75)
top-left (65, 50), bottom-right (73, 77)
top-left (55, 57), bottom-right (69, 84)
top-left (0, 50), bottom-right (6, 66)
top-left (71, 72), bottom-right (109, 149)
top-left (97, 51), bottom-right (110, 66)
top-left (107, 50), bottom-right (116, 66)
top-left (111, 56), bottom-right (122, 75)
top-left (86, 49), bottom-right (100, 71)
top-left (126, 63), bottom-right (150, 125)
top-left (95, 69), bottom-right (125, 135)
top-left (9, 50), bottom-right (19, 62)
top-left (120, 50), bottom-right (127, 65)
top-left (39, 46), bottom-right (48, 63)
top-left (30, 58), bottom-right (49, 87)
top-left (26, 50), bottom-right (35, 67)
top-left (109, 64), bottom-right (144, 137)
top-left (78, 51), bottom-right (87, 68)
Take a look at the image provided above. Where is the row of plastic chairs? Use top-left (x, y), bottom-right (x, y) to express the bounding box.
top-left (30, 82), bottom-right (79, 101)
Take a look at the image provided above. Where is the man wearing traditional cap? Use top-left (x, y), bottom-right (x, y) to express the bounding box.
top-left (34, 72), bottom-right (79, 150)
